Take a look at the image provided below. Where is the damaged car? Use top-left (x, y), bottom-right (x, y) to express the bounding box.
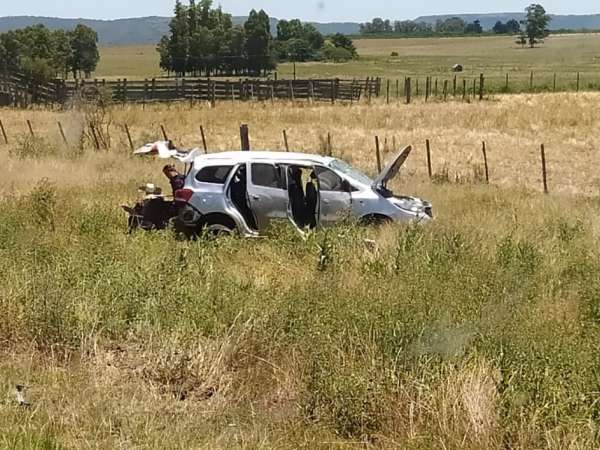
top-left (128, 141), bottom-right (432, 237)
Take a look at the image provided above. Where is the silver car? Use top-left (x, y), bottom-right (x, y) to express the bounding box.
top-left (157, 145), bottom-right (432, 236)
top-left (134, 141), bottom-right (432, 236)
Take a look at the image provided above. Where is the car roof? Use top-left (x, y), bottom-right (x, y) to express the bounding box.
top-left (192, 151), bottom-right (335, 166)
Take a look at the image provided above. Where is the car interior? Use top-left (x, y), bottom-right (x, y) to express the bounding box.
top-left (229, 164), bottom-right (258, 230)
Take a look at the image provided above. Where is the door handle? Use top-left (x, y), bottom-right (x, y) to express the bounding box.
top-left (251, 195), bottom-right (260, 200)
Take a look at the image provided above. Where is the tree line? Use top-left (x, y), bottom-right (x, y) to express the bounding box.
top-left (360, 17), bottom-right (485, 36)
top-left (158, 0), bottom-right (358, 77)
top-left (360, 3), bottom-right (551, 44)
top-left (0, 24), bottom-right (99, 81)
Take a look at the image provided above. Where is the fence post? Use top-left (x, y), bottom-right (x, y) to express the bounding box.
top-left (505, 73), bottom-right (509, 92)
top-left (123, 78), bottom-right (128, 104)
top-left (386, 79), bottom-right (390, 104)
top-left (160, 125), bottom-right (168, 141)
top-left (479, 73), bottom-right (484, 101)
top-left (540, 144), bottom-right (548, 194)
top-left (0, 120), bottom-right (8, 144)
top-left (425, 76), bottom-right (430, 102)
top-left (90, 124), bottom-right (100, 150)
top-left (416, 78), bottom-right (419, 96)
top-left (553, 73), bottom-right (556, 92)
top-left (331, 79), bottom-right (336, 104)
top-left (57, 121), bottom-right (68, 146)
top-left (283, 129), bottom-right (289, 152)
top-left (240, 124), bottom-right (250, 151)
top-left (426, 139), bottom-right (432, 179)
top-left (453, 75), bottom-right (457, 97)
top-left (396, 79), bottom-right (399, 99)
top-left (375, 136), bottom-right (382, 173)
top-left (462, 79), bottom-right (467, 101)
top-left (406, 77), bottom-right (411, 104)
top-left (576, 72), bottom-right (580, 92)
top-left (200, 126), bottom-right (208, 153)
top-left (434, 78), bottom-right (438, 97)
top-left (124, 124), bottom-right (134, 150)
top-left (26, 120), bottom-right (34, 138)
top-left (530, 71), bottom-right (534, 91)
top-left (443, 80), bottom-right (448, 101)
top-left (482, 141), bottom-right (489, 183)
top-left (326, 133), bottom-right (333, 157)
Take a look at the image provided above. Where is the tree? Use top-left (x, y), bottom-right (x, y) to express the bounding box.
top-left (435, 17), bottom-right (466, 34)
top-left (330, 33), bottom-right (357, 58)
top-left (465, 20), bottom-right (483, 34)
top-left (244, 9), bottom-right (274, 75)
top-left (506, 19), bottom-right (521, 34)
top-left (68, 24), bottom-right (99, 78)
top-left (493, 21), bottom-right (508, 34)
top-left (522, 4), bottom-right (551, 48)
top-left (322, 44), bottom-right (353, 62)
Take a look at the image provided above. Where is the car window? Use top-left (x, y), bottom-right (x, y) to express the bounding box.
top-left (195, 165), bottom-right (233, 184)
top-left (251, 163), bottom-right (284, 189)
top-left (315, 166), bottom-right (344, 192)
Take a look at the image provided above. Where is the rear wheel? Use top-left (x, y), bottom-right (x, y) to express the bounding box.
top-left (200, 214), bottom-right (237, 238)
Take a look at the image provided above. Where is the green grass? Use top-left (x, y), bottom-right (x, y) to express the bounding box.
top-left (96, 33), bottom-right (600, 93)
top-left (1, 171), bottom-right (599, 448)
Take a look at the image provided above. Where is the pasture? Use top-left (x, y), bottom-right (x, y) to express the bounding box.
top-left (1, 94), bottom-right (600, 448)
top-left (96, 33), bottom-right (600, 92)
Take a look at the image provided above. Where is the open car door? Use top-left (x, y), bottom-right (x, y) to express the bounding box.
top-left (246, 162), bottom-right (288, 231)
top-left (314, 165), bottom-right (352, 226)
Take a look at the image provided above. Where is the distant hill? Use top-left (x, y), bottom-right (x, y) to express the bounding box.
top-left (415, 13), bottom-right (600, 31)
top-left (0, 15), bottom-right (361, 46)
top-left (1, 13), bottom-right (598, 45)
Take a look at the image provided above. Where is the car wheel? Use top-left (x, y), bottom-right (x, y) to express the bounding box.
top-left (360, 214), bottom-right (392, 226)
top-left (200, 214), bottom-right (237, 238)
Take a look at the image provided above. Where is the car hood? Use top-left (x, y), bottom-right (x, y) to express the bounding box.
top-left (371, 145), bottom-right (412, 192)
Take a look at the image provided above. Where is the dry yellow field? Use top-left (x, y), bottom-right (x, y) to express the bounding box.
top-left (1, 93), bottom-right (599, 196)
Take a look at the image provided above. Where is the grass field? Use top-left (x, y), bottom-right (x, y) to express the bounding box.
top-left (1, 94), bottom-right (600, 448)
top-left (96, 33), bottom-right (600, 92)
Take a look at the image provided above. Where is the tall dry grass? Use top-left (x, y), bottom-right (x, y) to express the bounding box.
top-left (1, 94), bottom-right (599, 449)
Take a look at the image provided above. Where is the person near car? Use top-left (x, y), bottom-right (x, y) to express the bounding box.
top-left (162, 164), bottom-right (186, 196)
top-left (305, 171), bottom-right (318, 229)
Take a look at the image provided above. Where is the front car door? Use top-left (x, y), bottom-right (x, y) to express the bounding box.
top-left (314, 165), bottom-right (352, 225)
top-left (246, 162), bottom-right (288, 231)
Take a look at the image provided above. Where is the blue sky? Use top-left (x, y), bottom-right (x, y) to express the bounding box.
top-left (1, 0), bottom-right (598, 21)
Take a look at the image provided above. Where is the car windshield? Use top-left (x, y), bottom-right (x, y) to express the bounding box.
top-left (329, 159), bottom-right (373, 186)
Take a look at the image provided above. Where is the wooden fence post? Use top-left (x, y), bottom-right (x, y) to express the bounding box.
top-left (90, 124), bottom-right (100, 150)
top-left (283, 129), bottom-right (289, 152)
top-left (240, 124), bottom-right (250, 151)
top-left (331, 79), bottom-right (336, 104)
top-left (386, 79), bottom-right (390, 104)
top-left (453, 75), bottom-right (457, 96)
top-left (200, 126), bottom-right (208, 153)
top-left (462, 79), bottom-right (467, 101)
top-left (530, 71), bottom-right (534, 91)
top-left (0, 119), bottom-right (8, 144)
top-left (327, 132), bottom-right (333, 157)
top-left (443, 80), bottom-right (448, 101)
top-left (540, 144), bottom-right (548, 194)
top-left (375, 136), bottom-right (382, 173)
top-left (479, 73), bottom-right (484, 101)
top-left (124, 124), bottom-right (134, 150)
top-left (26, 120), bottom-right (35, 138)
top-left (553, 73), bottom-right (556, 92)
top-left (406, 77), bottom-right (411, 104)
top-left (160, 125), bottom-right (168, 141)
top-left (576, 72), bottom-right (580, 92)
top-left (505, 73), bottom-right (509, 92)
top-left (425, 76), bottom-right (430, 102)
top-left (426, 139), bottom-right (432, 179)
top-left (482, 141), bottom-right (489, 183)
top-left (416, 78), bottom-right (419, 96)
top-left (396, 79), bottom-right (399, 99)
top-left (57, 121), bottom-right (68, 146)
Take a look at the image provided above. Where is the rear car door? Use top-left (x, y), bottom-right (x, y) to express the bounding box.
top-left (314, 165), bottom-right (351, 225)
top-left (247, 163), bottom-right (288, 230)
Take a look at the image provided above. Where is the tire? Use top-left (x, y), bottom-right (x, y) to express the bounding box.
top-left (360, 214), bottom-right (392, 227)
top-left (200, 214), bottom-right (237, 238)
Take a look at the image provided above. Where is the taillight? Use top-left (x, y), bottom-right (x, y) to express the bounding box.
top-left (174, 188), bottom-right (193, 203)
